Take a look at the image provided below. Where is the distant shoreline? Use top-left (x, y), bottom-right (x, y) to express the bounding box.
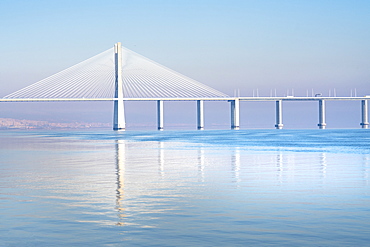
top-left (0, 117), bottom-right (111, 129)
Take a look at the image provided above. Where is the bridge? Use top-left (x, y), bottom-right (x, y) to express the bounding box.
top-left (1, 42), bottom-right (369, 130)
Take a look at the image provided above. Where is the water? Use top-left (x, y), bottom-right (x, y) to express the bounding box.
top-left (1, 129), bottom-right (370, 246)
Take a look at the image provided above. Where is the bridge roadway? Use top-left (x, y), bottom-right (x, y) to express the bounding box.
top-left (0, 96), bottom-right (369, 102)
top-left (1, 96), bottom-right (369, 130)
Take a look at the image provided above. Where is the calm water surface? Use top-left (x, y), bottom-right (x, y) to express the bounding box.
top-left (0, 129), bottom-right (370, 246)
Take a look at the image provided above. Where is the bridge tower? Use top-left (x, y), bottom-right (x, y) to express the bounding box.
top-left (113, 42), bottom-right (126, 130)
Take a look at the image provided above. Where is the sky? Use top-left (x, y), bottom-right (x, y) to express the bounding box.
top-left (0, 0), bottom-right (369, 129)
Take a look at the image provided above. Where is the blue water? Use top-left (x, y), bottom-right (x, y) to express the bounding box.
top-left (1, 129), bottom-right (370, 246)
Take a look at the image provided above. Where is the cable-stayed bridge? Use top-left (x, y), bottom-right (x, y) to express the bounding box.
top-left (1, 42), bottom-right (369, 130)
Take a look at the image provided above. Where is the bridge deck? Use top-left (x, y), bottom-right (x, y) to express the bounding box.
top-left (0, 96), bottom-right (369, 102)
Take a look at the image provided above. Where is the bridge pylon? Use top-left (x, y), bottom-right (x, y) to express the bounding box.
top-left (113, 42), bottom-right (126, 130)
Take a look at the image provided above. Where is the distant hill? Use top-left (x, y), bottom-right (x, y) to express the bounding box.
top-left (0, 118), bottom-right (111, 129)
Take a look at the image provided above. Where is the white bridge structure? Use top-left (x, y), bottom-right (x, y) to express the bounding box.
top-left (1, 42), bottom-right (369, 130)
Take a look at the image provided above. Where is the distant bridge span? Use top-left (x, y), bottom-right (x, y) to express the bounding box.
top-left (1, 96), bottom-right (369, 130)
top-left (1, 96), bottom-right (369, 102)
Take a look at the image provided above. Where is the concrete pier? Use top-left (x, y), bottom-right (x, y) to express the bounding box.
top-left (318, 100), bottom-right (326, 129)
top-left (197, 100), bottom-right (204, 130)
top-left (230, 99), bottom-right (240, 130)
top-left (275, 100), bottom-right (283, 129)
top-left (113, 42), bottom-right (126, 130)
top-left (361, 100), bottom-right (369, 129)
top-left (157, 100), bottom-right (164, 130)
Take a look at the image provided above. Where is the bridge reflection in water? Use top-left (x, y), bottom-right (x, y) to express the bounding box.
top-left (113, 139), bottom-right (370, 226)
top-left (115, 140), bottom-right (126, 226)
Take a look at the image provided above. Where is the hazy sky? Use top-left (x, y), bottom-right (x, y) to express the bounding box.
top-left (0, 0), bottom-right (369, 129)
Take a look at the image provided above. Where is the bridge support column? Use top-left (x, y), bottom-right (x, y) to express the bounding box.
top-left (157, 100), bottom-right (164, 130)
top-left (361, 100), bottom-right (369, 129)
top-left (230, 99), bottom-right (240, 130)
top-left (113, 42), bottom-right (126, 130)
top-left (318, 100), bottom-right (326, 129)
top-left (275, 100), bottom-right (283, 129)
top-left (197, 100), bottom-right (204, 130)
